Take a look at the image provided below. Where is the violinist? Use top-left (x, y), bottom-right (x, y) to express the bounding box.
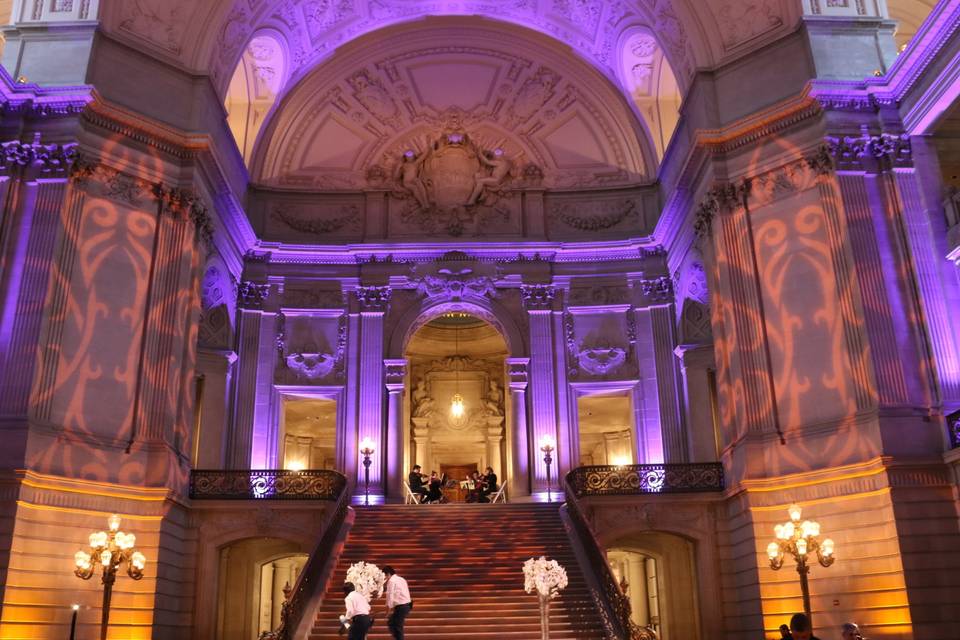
top-left (480, 466), bottom-right (498, 502)
top-left (408, 465), bottom-right (428, 503)
top-left (466, 471), bottom-right (485, 503)
top-left (425, 471), bottom-right (444, 503)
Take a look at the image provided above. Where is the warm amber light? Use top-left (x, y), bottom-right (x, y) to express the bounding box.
top-left (108, 514), bottom-right (122, 532)
top-left (767, 542), bottom-right (780, 559)
top-left (788, 504), bottom-right (802, 522)
top-left (287, 460), bottom-right (305, 472)
top-left (450, 393), bottom-right (465, 418)
top-left (539, 435), bottom-right (556, 452)
top-left (610, 454), bottom-right (632, 466)
top-left (359, 437), bottom-right (376, 455)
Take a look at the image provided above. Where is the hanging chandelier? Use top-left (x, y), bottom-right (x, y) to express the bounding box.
top-left (450, 319), bottom-right (464, 418)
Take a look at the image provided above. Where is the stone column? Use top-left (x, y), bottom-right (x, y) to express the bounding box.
top-left (411, 418), bottom-right (430, 471)
top-left (674, 344), bottom-right (718, 463)
top-left (520, 285), bottom-right (558, 491)
top-left (354, 286), bottom-right (391, 496)
top-left (0, 139), bottom-right (76, 419)
top-left (506, 357), bottom-right (530, 497)
top-left (384, 358), bottom-right (407, 501)
top-left (229, 283), bottom-right (271, 468)
top-left (195, 348), bottom-right (238, 469)
top-left (485, 417), bottom-right (505, 479)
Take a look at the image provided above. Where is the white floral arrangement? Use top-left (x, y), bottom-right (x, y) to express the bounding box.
top-left (345, 561), bottom-right (386, 602)
top-left (523, 556), bottom-right (568, 599)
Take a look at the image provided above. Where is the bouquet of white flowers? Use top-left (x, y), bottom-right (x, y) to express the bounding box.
top-left (345, 561), bottom-right (386, 602)
top-left (523, 556), bottom-right (568, 599)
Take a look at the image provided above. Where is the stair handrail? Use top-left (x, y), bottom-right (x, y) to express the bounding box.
top-left (259, 471), bottom-right (351, 640)
top-left (563, 470), bottom-right (658, 640)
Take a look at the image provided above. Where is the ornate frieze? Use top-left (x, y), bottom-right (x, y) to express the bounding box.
top-left (276, 313), bottom-right (348, 383)
top-left (413, 268), bottom-right (497, 301)
top-left (520, 284), bottom-right (557, 310)
top-left (237, 281), bottom-right (270, 309)
top-left (563, 311), bottom-right (637, 380)
top-left (282, 288), bottom-right (345, 310)
top-left (826, 131), bottom-right (912, 171)
top-left (567, 286), bottom-right (630, 307)
top-left (506, 358), bottom-right (529, 389)
top-left (355, 285), bottom-right (392, 312)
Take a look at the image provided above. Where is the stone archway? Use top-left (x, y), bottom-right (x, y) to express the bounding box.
top-left (402, 311), bottom-right (511, 500)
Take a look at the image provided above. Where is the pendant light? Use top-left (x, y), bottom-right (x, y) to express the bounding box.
top-left (450, 318), bottom-right (464, 418)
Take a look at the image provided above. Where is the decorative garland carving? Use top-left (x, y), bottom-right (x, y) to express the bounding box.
top-left (271, 204), bottom-right (361, 235)
top-left (413, 269), bottom-right (497, 301)
top-left (549, 199), bottom-right (639, 232)
top-left (826, 131), bottom-right (912, 171)
top-left (0, 136), bottom-right (78, 174)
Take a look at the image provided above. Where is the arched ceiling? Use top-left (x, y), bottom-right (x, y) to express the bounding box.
top-left (251, 18), bottom-right (655, 188)
top-left (100, 0), bottom-right (805, 103)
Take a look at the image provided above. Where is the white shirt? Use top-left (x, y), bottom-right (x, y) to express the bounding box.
top-left (385, 575), bottom-right (411, 610)
top-left (345, 590), bottom-right (370, 618)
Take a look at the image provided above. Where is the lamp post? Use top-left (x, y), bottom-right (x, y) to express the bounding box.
top-left (539, 435), bottom-right (556, 503)
top-left (359, 437), bottom-right (376, 506)
top-left (767, 504), bottom-right (835, 630)
top-left (73, 514), bottom-right (146, 640)
top-left (69, 604), bottom-right (79, 640)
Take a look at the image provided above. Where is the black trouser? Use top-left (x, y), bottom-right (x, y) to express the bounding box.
top-left (388, 603), bottom-right (412, 640)
top-left (348, 614), bottom-right (373, 639)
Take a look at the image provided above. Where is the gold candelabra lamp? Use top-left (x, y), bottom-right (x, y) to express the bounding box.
top-left (74, 514), bottom-right (146, 640)
top-left (767, 504), bottom-right (834, 629)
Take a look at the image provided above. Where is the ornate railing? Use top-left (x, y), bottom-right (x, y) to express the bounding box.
top-left (948, 409), bottom-right (960, 450)
top-left (254, 471), bottom-right (351, 640)
top-left (189, 469), bottom-right (347, 500)
top-left (566, 462), bottom-right (724, 497)
top-left (563, 477), bottom-right (657, 640)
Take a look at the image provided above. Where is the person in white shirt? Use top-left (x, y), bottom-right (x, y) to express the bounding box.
top-left (383, 566), bottom-right (413, 640)
top-left (342, 582), bottom-right (372, 639)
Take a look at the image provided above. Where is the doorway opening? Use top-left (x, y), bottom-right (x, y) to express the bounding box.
top-left (606, 532), bottom-right (700, 640)
top-left (404, 312), bottom-right (508, 499)
top-left (577, 390), bottom-right (636, 466)
top-left (280, 395), bottom-right (337, 470)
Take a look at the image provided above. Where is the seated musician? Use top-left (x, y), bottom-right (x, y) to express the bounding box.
top-left (408, 464), bottom-right (428, 502)
top-left (466, 471), bottom-right (485, 503)
top-left (481, 466), bottom-right (498, 502)
top-left (425, 471), bottom-right (444, 503)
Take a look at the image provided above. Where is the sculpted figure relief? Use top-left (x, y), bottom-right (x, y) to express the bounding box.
top-left (483, 379), bottom-right (504, 417)
top-left (412, 379), bottom-right (436, 418)
top-left (390, 131), bottom-right (516, 236)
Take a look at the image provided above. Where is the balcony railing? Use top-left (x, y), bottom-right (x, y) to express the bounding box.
top-left (189, 469), bottom-right (347, 500)
top-left (949, 409), bottom-right (960, 450)
top-left (566, 462), bottom-right (725, 497)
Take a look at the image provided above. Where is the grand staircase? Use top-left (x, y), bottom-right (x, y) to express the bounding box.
top-left (307, 503), bottom-right (606, 639)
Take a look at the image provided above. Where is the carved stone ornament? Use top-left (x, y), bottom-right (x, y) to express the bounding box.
top-left (413, 267), bottom-right (497, 301)
top-left (549, 199), bottom-right (639, 232)
top-left (520, 284), bottom-right (556, 310)
top-left (0, 135), bottom-right (78, 175)
top-left (285, 353), bottom-right (336, 379)
top-left (827, 131), bottom-right (912, 171)
top-left (237, 282), bottom-right (270, 309)
top-left (694, 180), bottom-right (752, 239)
top-left (282, 288), bottom-right (345, 310)
top-left (639, 276), bottom-right (674, 303)
top-left (154, 184), bottom-right (214, 246)
top-left (577, 345), bottom-right (628, 376)
top-left (384, 361), bottom-right (407, 387)
top-left (271, 204), bottom-right (361, 235)
top-left (568, 286), bottom-right (629, 307)
top-left (391, 131), bottom-right (515, 237)
top-left (355, 285), bottom-right (392, 311)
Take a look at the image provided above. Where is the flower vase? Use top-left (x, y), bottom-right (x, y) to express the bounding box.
top-left (539, 593), bottom-right (551, 640)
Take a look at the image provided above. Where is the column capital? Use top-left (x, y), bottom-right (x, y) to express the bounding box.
top-left (384, 358), bottom-right (407, 390)
top-left (520, 284), bottom-right (557, 311)
top-left (237, 281), bottom-right (270, 310)
top-left (506, 357), bottom-right (530, 390)
top-left (355, 285), bottom-right (392, 312)
top-left (674, 343), bottom-right (715, 370)
top-left (694, 180), bottom-right (751, 239)
top-left (826, 130), bottom-right (912, 172)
